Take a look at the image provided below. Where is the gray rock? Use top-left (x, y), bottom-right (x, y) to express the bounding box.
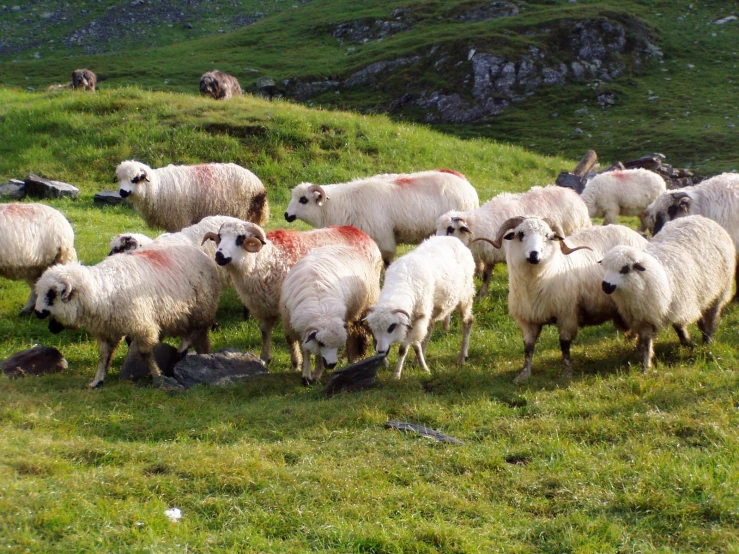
top-left (0, 179), bottom-right (26, 200)
top-left (495, 62), bottom-right (517, 94)
top-left (456, 2), bottom-right (519, 22)
top-left (471, 53), bottom-right (506, 98)
top-left (542, 66), bottom-right (566, 86)
top-left (714, 15), bottom-right (737, 25)
top-left (172, 348), bottom-right (268, 388)
top-left (24, 174), bottom-right (79, 200)
top-left (1, 346), bottom-right (67, 379)
top-left (121, 342), bottom-right (180, 381)
top-left (323, 353), bottom-right (384, 396)
top-left (94, 190), bottom-right (131, 207)
top-left (344, 56), bottom-right (419, 87)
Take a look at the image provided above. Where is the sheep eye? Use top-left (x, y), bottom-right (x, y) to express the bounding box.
top-left (388, 323), bottom-right (396, 333)
top-left (620, 265), bottom-right (630, 275)
top-left (46, 288), bottom-right (57, 305)
top-left (299, 196), bottom-right (308, 204)
top-left (235, 234), bottom-right (246, 246)
top-left (446, 226), bottom-right (454, 235)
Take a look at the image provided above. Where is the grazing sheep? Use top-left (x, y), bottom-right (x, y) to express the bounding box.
top-left (203, 221), bottom-right (378, 367)
top-left (365, 236), bottom-right (476, 379)
top-left (281, 243), bottom-right (383, 384)
top-left (644, 172), bottom-right (739, 296)
top-left (601, 216), bottom-right (734, 371)
top-left (474, 216), bottom-right (648, 383)
top-left (0, 203), bottom-right (78, 314)
top-left (580, 168), bottom-right (666, 228)
top-left (72, 69), bottom-right (97, 91)
top-left (436, 185), bottom-right (591, 298)
top-left (199, 70), bottom-right (242, 100)
top-left (34, 243), bottom-right (220, 389)
top-left (109, 232), bottom-right (153, 255)
top-left (284, 169), bottom-right (479, 265)
top-left (116, 160), bottom-right (269, 232)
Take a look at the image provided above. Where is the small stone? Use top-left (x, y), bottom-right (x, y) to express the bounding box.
top-left (33, 52), bottom-right (41, 59)
top-left (0, 180), bottom-right (26, 200)
top-left (728, 123), bottom-right (736, 129)
top-left (574, 127), bottom-right (584, 135)
top-left (11, 5), bottom-right (20, 12)
top-left (574, 108), bottom-right (588, 115)
top-left (93, 190), bottom-right (131, 207)
top-left (183, 22), bottom-right (193, 29)
top-left (648, 95), bottom-right (659, 102)
top-left (714, 15), bottom-right (737, 25)
top-left (1, 346), bottom-right (67, 379)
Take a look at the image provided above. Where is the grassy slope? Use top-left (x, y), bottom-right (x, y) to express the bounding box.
top-left (1, 0), bottom-right (738, 174)
top-left (1, 89), bottom-right (739, 552)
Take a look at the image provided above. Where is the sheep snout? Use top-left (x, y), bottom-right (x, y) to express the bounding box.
top-left (214, 251), bottom-right (231, 266)
top-left (602, 281), bottom-right (617, 295)
top-left (526, 251), bottom-right (540, 264)
top-left (48, 319), bottom-right (65, 334)
top-left (35, 308), bottom-right (50, 319)
top-left (119, 189), bottom-right (131, 198)
top-left (285, 212), bottom-right (296, 222)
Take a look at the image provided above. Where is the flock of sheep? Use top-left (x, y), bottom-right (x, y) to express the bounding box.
top-left (2, 158), bottom-right (739, 389)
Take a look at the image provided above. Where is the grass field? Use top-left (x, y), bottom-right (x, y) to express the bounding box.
top-left (1, 88), bottom-right (739, 552)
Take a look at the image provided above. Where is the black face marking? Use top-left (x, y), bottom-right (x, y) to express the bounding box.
top-left (620, 265), bottom-right (630, 275)
top-left (131, 173), bottom-right (146, 184)
top-left (317, 340), bottom-right (325, 348)
top-left (666, 205), bottom-right (679, 218)
top-left (299, 196), bottom-right (308, 204)
top-left (46, 288), bottom-right (57, 305)
top-left (504, 232), bottom-right (515, 241)
top-left (235, 234), bottom-right (246, 247)
top-left (387, 323), bottom-right (396, 334)
top-left (518, 231), bottom-right (525, 240)
top-left (653, 213), bottom-right (666, 234)
top-left (633, 263), bottom-right (646, 272)
top-left (446, 226), bottom-right (455, 235)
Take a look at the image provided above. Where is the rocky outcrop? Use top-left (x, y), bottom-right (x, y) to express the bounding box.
top-left (24, 174), bottom-right (79, 200)
top-left (332, 9), bottom-right (412, 43)
top-left (454, 2), bottom-right (520, 22)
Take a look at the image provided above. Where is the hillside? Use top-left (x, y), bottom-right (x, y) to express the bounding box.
top-left (1, 0), bottom-right (738, 173)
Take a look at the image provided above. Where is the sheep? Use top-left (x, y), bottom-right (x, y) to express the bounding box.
top-left (72, 69), bottom-right (97, 91)
top-left (365, 236), bottom-right (476, 379)
top-left (473, 216), bottom-right (648, 383)
top-left (33, 243), bottom-right (220, 389)
top-left (601, 216), bottom-right (734, 371)
top-left (202, 221), bottom-right (379, 367)
top-left (199, 70), bottom-right (242, 100)
top-left (435, 185), bottom-right (591, 298)
top-left (643, 172), bottom-right (739, 297)
top-left (109, 232), bottom-right (153, 255)
top-left (116, 160), bottom-right (269, 232)
top-left (280, 243), bottom-right (383, 384)
top-left (580, 168), bottom-right (666, 228)
top-left (0, 203), bottom-right (78, 315)
top-left (284, 169), bottom-right (479, 265)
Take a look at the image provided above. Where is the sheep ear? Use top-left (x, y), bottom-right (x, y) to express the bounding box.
top-left (142, 170), bottom-right (150, 183)
top-left (303, 330), bottom-right (318, 344)
top-left (633, 263), bottom-right (646, 272)
top-left (201, 232), bottom-right (220, 246)
top-left (312, 191), bottom-right (325, 206)
top-left (460, 225), bottom-right (471, 234)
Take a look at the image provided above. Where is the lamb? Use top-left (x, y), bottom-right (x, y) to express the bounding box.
top-left (0, 203), bottom-right (78, 314)
top-left (365, 236), bottom-right (476, 379)
top-left (109, 233), bottom-right (153, 255)
top-left (435, 185), bottom-right (591, 298)
top-left (199, 70), bottom-right (242, 100)
top-left (473, 216), bottom-right (648, 383)
top-left (644, 172), bottom-right (739, 295)
top-left (280, 243), bottom-right (383, 384)
top-left (580, 168), bottom-right (666, 228)
top-left (116, 160), bottom-right (269, 232)
top-left (202, 221), bottom-right (379, 367)
top-left (33, 243), bottom-right (220, 389)
top-left (601, 216), bottom-right (734, 371)
top-left (284, 169), bottom-right (479, 265)
top-left (72, 69), bottom-right (97, 91)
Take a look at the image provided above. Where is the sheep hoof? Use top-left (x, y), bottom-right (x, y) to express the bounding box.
top-left (88, 380), bottom-right (104, 389)
top-left (302, 377), bottom-right (314, 387)
top-left (152, 374), bottom-right (185, 393)
top-left (512, 371), bottom-right (531, 385)
top-left (19, 308), bottom-right (33, 316)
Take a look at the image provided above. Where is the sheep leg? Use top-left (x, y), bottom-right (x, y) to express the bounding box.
top-left (89, 339), bottom-right (120, 389)
top-left (734, 263), bottom-right (739, 302)
top-left (672, 325), bottom-right (693, 347)
top-left (421, 323), bottom-right (433, 355)
top-left (301, 348), bottom-right (314, 385)
top-left (393, 344), bottom-right (410, 379)
top-left (288, 336), bottom-right (302, 371)
top-left (638, 331), bottom-right (654, 372)
top-left (698, 302), bottom-right (722, 344)
top-left (476, 263), bottom-right (494, 300)
top-left (602, 210), bottom-right (618, 226)
top-left (514, 323), bottom-right (541, 384)
top-left (190, 328), bottom-right (212, 354)
top-left (20, 281), bottom-right (38, 315)
top-left (457, 303), bottom-right (474, 364)
top-left (258, 317), bottom-right (277, 365)
top-left (412, 342), bottom-right (430, 374)
top-left (313, 355), bottom-right (324, 381)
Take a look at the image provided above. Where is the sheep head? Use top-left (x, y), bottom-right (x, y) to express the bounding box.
top-left (34, 267), bottom-right (83, 332)
top-left (212, 221), bottom-right (268, 267)
top-left (365, 306), bottom-right (421, 356)
top-left (652, 191), bottom-right (693, 234)
top-left (116, 160), bottom-right (153, 199)
top-left (435, 211), bottom-right (473, 245)
top-left (285, 182), bottom-right (329, 225)
top-left (301, 320), bottom-right (347, 369)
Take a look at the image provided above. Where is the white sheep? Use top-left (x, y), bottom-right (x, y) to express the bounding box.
top-left (34, 243), bottom-right (220, 388)
top-left (0, 203), bottom-right (78, 314)
top-left (580, 168), bottom-right (667, 228)
top-left (108, 232), bottom-right (153, 255)
top-left (365, 236), bottom-right (476, 379)
top-left (474, 216), bottom-right (648, 383)
top-left (202, 221), bottom-right (379, 367)
top-left (116, 160), bottom-right (269, 232)
top-left (280, 243), bottom-right (383, 384)
top-left (436, 185), bottom-right (591, 298)
top-left (601, 215), bottom-right (734, 370)
top-left (284, 169), bottom-right (479, 265)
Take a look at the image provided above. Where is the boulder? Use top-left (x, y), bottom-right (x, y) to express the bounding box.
top-left (323, 354), bottom-right (385, 396)
top-left (1, 346), bottom-right (67, 379)
top-left (94, 190), bottom-right (131, 207)
top-left (171, 348), bottom-right (268, 388)
top-left (0, 179), bottom-right (26, 200)
top-left (24, 174), bottom-right (79, 200)
top-left (121, 342), bottom-right (181, 381)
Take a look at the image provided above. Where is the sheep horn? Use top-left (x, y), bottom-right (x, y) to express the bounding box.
top-left (391, 309), bottom-right (412, 322)
top-left (542, 217), bottom-right (566, 240)
top-left (242, 222), bottom-right (267, 245)
top-left (307, 184), bottom-right (329, 202)
top-left (451, 216), bottom-right (466, 224)
top-left (201, 232), bottom-right (220, 246)
top-left (559, 242), bottom-right (593, 256)
top-left (61, 278), bottom-right (73, 302)
top-left (471, 216), bottom-right (526, 249)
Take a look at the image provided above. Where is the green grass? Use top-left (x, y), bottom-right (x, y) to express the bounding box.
top-left (2, 88), bottom-right (739, 552)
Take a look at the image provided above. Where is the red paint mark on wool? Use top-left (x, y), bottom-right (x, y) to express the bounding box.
top-left (132, 249), bottom-right (172, 271)
top-left (332, 225), bottom-right (370, 244)
top-left (268, 229), bottom-right (303, 257)
top-left (611, 170), bottom-right (629, 180)
top-left (193, 164), bottom-right (215, 188)
top-left (394, 176), bottom-right (415, 186)
top-left (0, 203), bottom-right (37, 217)
top-left (437, 168), bottom-right (466, 180)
